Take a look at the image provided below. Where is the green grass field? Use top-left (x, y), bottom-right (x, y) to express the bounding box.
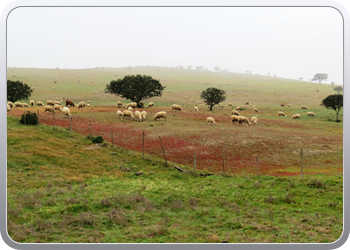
top-left (7, 66), bottom-right (343, 243)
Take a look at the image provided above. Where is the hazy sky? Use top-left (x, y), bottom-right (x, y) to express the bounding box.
top-left (7, 7), bottom-right (343, 84)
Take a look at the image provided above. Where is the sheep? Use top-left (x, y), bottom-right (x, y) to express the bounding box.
top-left (54, 104), bottom-right (62, 112)
top-left (251, 116), bottom-right (258, 125)
top-left (146, 102), bottom-right (154, 108)
top-left (94, 91), bottom-right (97, 94)
top-left (126, 102), bottom-right (137, 109)
top-left (122, 110), bottom-right (134, 120)
top-left (238, 116), bottom-right (251, 126)
top-left (253, 108), bottom-right (259, 113)
top-left (307, 112), bottom-right (316, 117)
top-left (231, 110), bottom-right (239, 116)
top-left (185, 96), bottom-right (188, 99)
top-left (172, 104), bottom-right (183, 112)
top-left (30, 100), bottom-right (34, 107)
top-left (245, 94), bottom-right (248, 97)
top-left (231, 115), bottom-right (240, 125)
top-left (292, 114), bottom-right (301, 119)
top-left (141, 111), bottom-right (147, 121)
top-left (228, 103), bottom-right (233, 107)
top-left (128, 106), bottom-right (133, 111)
top-left (235, 106), bottom-right (241, 111)
top-left (134, 111), bottom-right (143, 122)
top-left (62, 107), bottom-right (72, 118)
top-left (117, 101), bottom-right (124, 108)
top-left (116, 110), bottom-right (123, 119)
top-left (46, 100), bottom-right (55, 106)
top-left (281, 104), bottom-right (285, 107)
top-left (245, 102), bottom-right (250, 105)
top-left (207, 117), bottom-right (216, 125)
top-left (44, 105), bottom-right (55, 113)
top-left (88, 100), bottom-right (91, 103)
top-left (77, 102), bottom-right (86, 109)
top-left (278, 111), bottom-right (287, 117)
top-left (23, 103), bottom-right (29, 107)
top-left (287, 104), bottom-right (291, 107)
top-left (153, 111), bottom-right (167, 121)
top-left (7, 104), bottom-right (10, 111)
top-left (194, 106), bottom-right (199, 111)
top-left (53, 101), bottom-right (61, 105)
top-left (65, 100), bottom-right (75, 107)
top-left (36, 101), bottom-right (43, 106)
top-left (301, 106), bottom-right (308, 109)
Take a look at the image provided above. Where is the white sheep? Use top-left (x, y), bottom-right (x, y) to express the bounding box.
top-left (307, 112), bottom-right (316, 117)
top-left (122, 110), bottom-right (134, 120)
top-left (117, 101), bottom-right (124, 108)
top-left (44, 105), bottom-right (55, 113)
top-left (23, 103), bottom-right (29, 107)
top-left (46, 100), bottom-right (55, 106)
top-left (292, 114), bottom-right (301, 119)
top-left (253, 108), bottom-right (259, 113)
top-left (128, 106), bottom-right (133, 111)
top-left (153, 111), bottom-right (167, 121)
top-left (228, 103), bottom-right (233, 107)
top-left (126, 102), bottom-right (137, 109)
top-left (30, 100), bottom-right (34, 107)
top-left (207, 117), bottom-right (216, 125)
top-left (7, 104), bottom-right (10, 111)
top-left (77, 102), bottom-right (86, 109)
top-left (116, 110), bottom-right (123, 119)
top-left (278, 111), bottom-right (287, 117)
top-left (146, 102), bottom-right (154, 108)
top-left (62, 107), bottom-right (72, 118)
top-left (301, 106), bottom-right (308, 110)
top-left (238, 116), bottom-right (250, 126)
top-left (141, 111), bottom-right (147, 121)
top-left (231, 110), bottom-right (240, 116)
top-left (7, 102), bottom-right (13, 108)
top-left (134, 111), bottom-right (143, 122)
top-left (194, 106), bottom-right (199, 111)
top-left (53, 101), bottom-right (61, 105)
top-left (251, 116), bottom-right (257, 125)
top-left (236, 106), bottom-right (241, 111)
top-left (54, 104), bottom-right (62, 112)
top-left (231, 115), bottom-right (239, 125)
top-left (36, 101), bottom-right (43, 106)
top-left (172, 104), bottom-right (183, 112)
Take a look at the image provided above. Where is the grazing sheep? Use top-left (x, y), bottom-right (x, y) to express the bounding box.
top-left (117, 101), bottom-right (124, 108)
top-left (44, 105), bottom-right (55, 113)
top-left (185, 96), bottom-right (188, 99)
top-left (36, 101), bottom-right (43, 106)
top-left (245, 94), bottom-right (248, 97)
top-left (301, 106), bottom-right (308, 109)
top-left (7, 104), bottom-right (10, 111)
top-left (292, 114), bottom-right (301, 119)
top-left (62, 107), bottom-right (72, 118)
top-left (245, 102), bottom-right (249, 105)
top-left (128, 106), bottom-right (133, 111)
top-left (139, 102), bottom-right (144, 108)
top-left (238, 116), bottom-right (251, 126)
top-left (126, 102), bottom-right (137, 109)
top-left (231, 110), bottom-right (240, 116)
top-left (54, 104), bottom-right (62, 112)
top-left (116, 110), bottom-right (123, 119)
top-left (141, 111), bottom-right (147, 121)
top-left (65, 100), bottom-right (75, 107)
top-left (7, 102), bottom-right (13, 108)
top-left (228, 103), bottom-right (232, 107)
top-left (172, 104), bottom-right (183, 112)
top-left (253, 108), bottom-right (259, 113)
top-left (30, 100), bottom-right (34, 107)
top-left (122, 110), bottom-right (134, 120)
top-left (278, 111), bottom-right (287, 117)
top-left (235, 106), bottom-right (241, 111)
top-left (46, 100), bottom-right (55, 106)
top-left (307, 112), bottom-right (316, 117)
top-left (194, 106), bottom-right (199, 111)
top-left (77, 102), bottom-right (86, 109)
top-left (287, 104), bottom-right (291, 107)
top-left (153, 111), bottom-right (167, 121)
top-left (23, 103), bottom-right (29, 107)
top-left (231, 115), bottom-right (240, 125)
top-left (146, 102), bottom-right (154, 108)
top-left (281, 104), bottom-right (285, 107)
top-left (53, 101), bottom-right (61, 105)
top-left (14, 102), bottom-right (23, 107)
top-left (94, 91), bottom-right (97, 94)
top-left (207, 117), bottom-right (216, 125)
top-left (251, 116), bottom-right (258, 125)
top-left (88, 100), bottom-right (91, 103)
top-left (134, 111), bottom-right (143, 122)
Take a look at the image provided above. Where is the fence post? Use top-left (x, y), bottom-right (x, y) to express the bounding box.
top-left (194, 151), bottom-right (197, 173)
top-left (301, 148), bottom-right (303, 179)
top-left (23, 106), bottom-right (26, 125)
top-left (53, 111), bottom-right (55, 129)
top-left (37, 109), bottom-right (39, 125)
top-left (10, 108), bottom-right (12, 117)
top-left (159, 136), bottom-right (167, 167)
top-left (89, 118), bottom-right (91, 136)
top-left (223, 145), bottom-right (225, 174)
top-left (256, 157), bottom-right (259, 176)
top-left (70, 117), bottom-right (73, 135)
top-left (142, 131), bottom-right (145, 158)
top-left (111, 128), bottom-right (113, 147)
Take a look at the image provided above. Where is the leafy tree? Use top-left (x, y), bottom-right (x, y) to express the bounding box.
top-left (312, 73), bottom-right (328, 84)
top-left (200, 87), bottom-right (226, 111)
top-left (321, 94), bottom-right (343, 121)
top-left (331, 82), bottom-right (335, 87)
top-left (187, 65), bottom-right (192, 70)
top-left (333, 86), bottom-right (343, 94)
top-left (105, 74), bottom-right (165, 108)
top-left (7, 80), bottom-right (33, 103)
top-left (214, 66), bottom-right (220, 72)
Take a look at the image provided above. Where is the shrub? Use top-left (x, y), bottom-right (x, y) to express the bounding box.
top-left (20, 111), bottom-right (38, 125)
top-left (92, 136), bottom-right (103, 143)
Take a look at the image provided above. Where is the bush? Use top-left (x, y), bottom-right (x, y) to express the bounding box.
top-left (92, 136), bottom-right (103, 143)
top-left (20, 111), bottom-right (38, 125)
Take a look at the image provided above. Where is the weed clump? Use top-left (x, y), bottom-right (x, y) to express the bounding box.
top-left (308, 179), bottom-right (326, 189)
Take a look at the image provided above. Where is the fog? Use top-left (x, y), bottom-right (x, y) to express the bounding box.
top-left (7, 7), bottom-right (343, 85)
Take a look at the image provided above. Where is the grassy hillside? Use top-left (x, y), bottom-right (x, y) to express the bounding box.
top-left (7, 117), bottom-right (343, 243)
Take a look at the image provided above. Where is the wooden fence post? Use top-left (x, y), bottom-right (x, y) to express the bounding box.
top-left (256, 157), bottom-right (259, 176)
top-left (142, 131), bottom-right (145, 158)
top-left (223, 145), bottom-right (225, 174)
top-left (159, 136), bottom-right (167, 166)
top-left (194, 151), bottom-right (196, 173)
top-left (301, 148), bottom-right (303, 179)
